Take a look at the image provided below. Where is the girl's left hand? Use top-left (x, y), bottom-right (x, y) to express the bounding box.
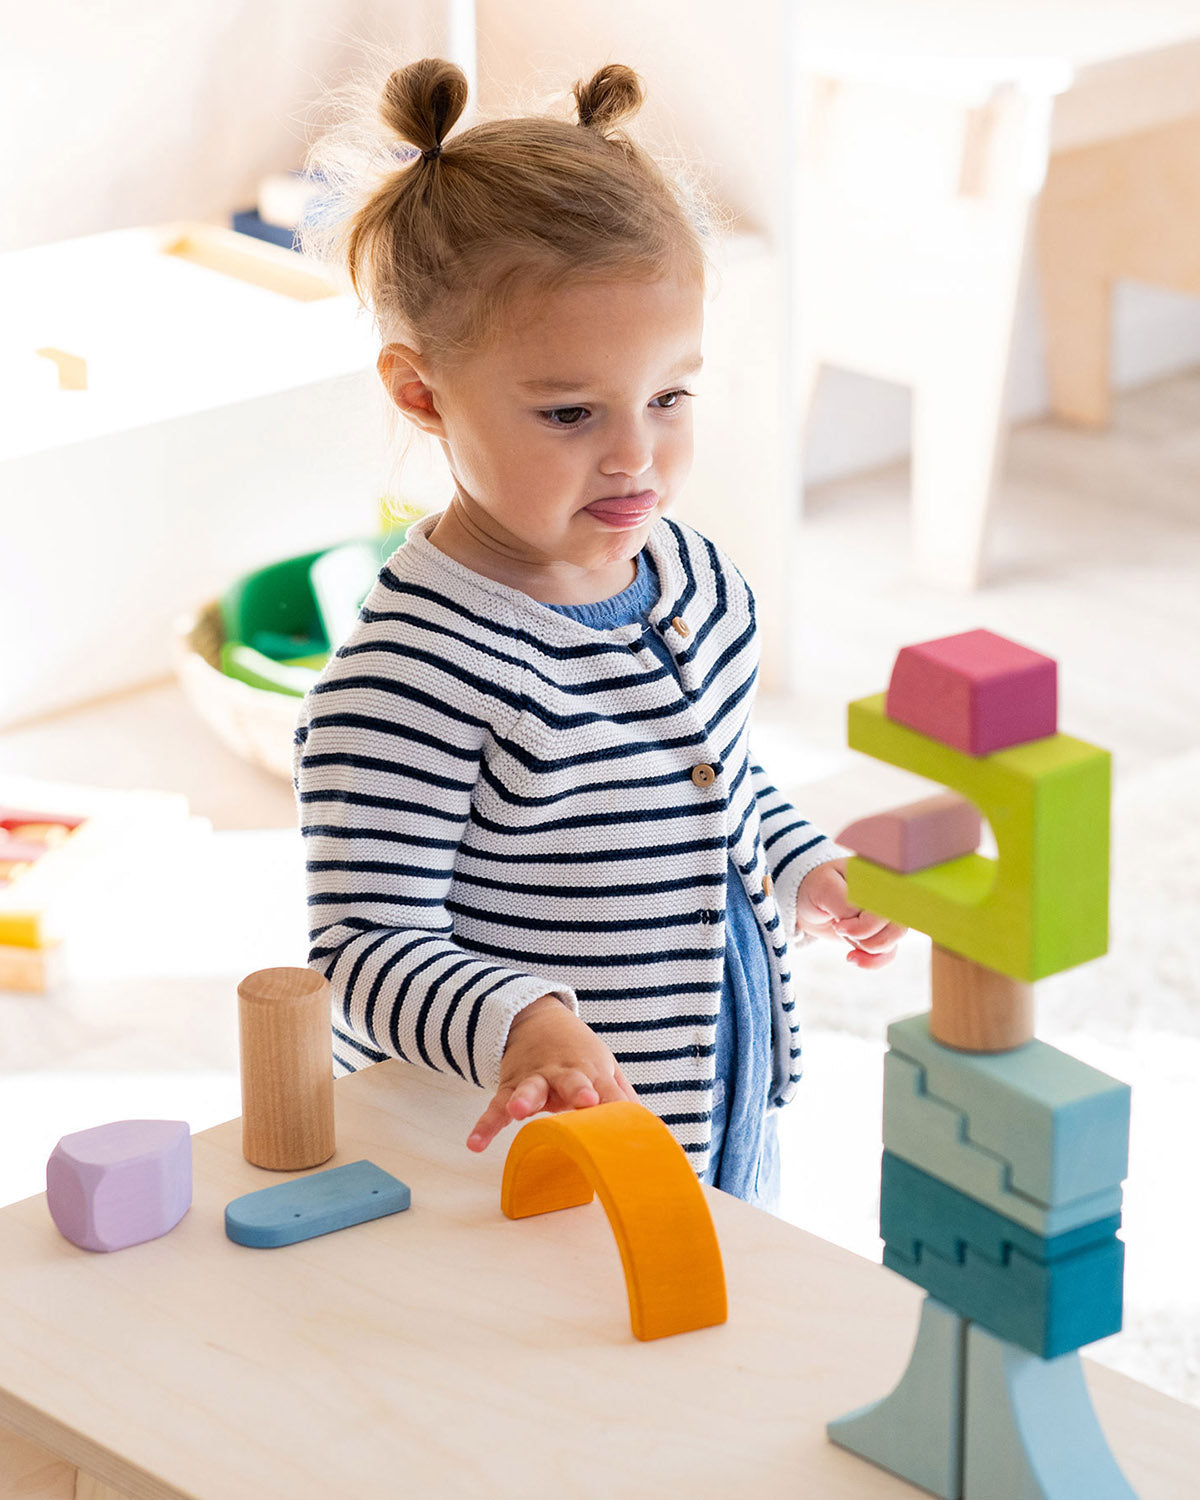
top-left (795, 858), bottom-right (906, 970)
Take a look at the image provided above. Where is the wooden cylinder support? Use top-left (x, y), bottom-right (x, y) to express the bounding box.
top-left (930, 945), bottom-right (1034, 1053)
top-left (238, 967), bottom-right (336, 1170)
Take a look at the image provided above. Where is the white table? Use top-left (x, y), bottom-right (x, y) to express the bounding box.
top-left (2, 1059), bottom-right (1199, 1498)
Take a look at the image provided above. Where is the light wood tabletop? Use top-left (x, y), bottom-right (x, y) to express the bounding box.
top-left (1, 1059), bottom-right (1198, 1499)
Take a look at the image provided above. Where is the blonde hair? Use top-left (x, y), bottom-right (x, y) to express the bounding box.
top-left (300, 58), bottom-right (716, 365)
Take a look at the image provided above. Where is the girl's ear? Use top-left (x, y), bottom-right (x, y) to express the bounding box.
top-left (377, 345), bottom-right (445, 437)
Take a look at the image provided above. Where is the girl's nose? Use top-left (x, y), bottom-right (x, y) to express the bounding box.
top-left (599, 419), bottom-right (654, 478)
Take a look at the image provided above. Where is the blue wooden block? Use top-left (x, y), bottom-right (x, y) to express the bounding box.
top-left (963, 1323), bottom-right (1138, 1498)
top-left (884, 1051), bottom-right (1123, 1237)
top-left (887, 1014), bottom-right (1129, 1206)
top-left (880, 1152), bottom-right (1122, 1267)
top-left (883, 1229), bottom-right (1124, 1359)
top-left (828, 1295), bottom-right (966, 1499)
top-left (225, 1160), bottom-right (411, 1248)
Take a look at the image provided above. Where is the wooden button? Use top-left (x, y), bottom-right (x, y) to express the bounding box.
top-left (671, 616), bottom-right (691, 637)
top-left (762, 873), bottom-right (773, 897)
top-left (691, 764), bottom-right (716, 789)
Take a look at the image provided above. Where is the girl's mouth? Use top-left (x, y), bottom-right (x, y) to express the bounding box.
top-left (583, 491), bottom-right (658, 527)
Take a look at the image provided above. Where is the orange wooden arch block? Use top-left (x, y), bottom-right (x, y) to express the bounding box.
top-left (500, 1102), bottom-right (727, 1342)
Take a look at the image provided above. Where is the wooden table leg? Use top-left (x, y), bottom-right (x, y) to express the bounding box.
top-left (796, 75), bottom-right (1049, 590)
top-left (1040, 111), bottom-right (1200, 431)
top-left (74, 1473), bottom-right (137, 1500)
top-left (0, 1420), bottom-right (75, 1498)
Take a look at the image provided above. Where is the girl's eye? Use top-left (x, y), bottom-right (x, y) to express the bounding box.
top-left (653, 389), bottom-right (696, 410)
top-left (542, 406), bottom-right (589, 427)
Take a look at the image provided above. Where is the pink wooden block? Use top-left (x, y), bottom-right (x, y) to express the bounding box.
top-left (836, 792), bottom-right (982, 873)
top-left (885, 629), bottom-right (1058, 755)
top-left (46, 1119), bottom-right (192, 1252)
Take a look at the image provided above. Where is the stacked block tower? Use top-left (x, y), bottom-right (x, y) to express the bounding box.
top-left (828, 629), bottom-right (1137, 1500)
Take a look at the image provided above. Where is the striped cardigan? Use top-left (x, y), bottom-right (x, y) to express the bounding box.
top-left (294, 512), bottom-right (839, 1170)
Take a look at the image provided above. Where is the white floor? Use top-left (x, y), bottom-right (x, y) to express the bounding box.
top-left (2, 370), bottom-right (1199, 1410)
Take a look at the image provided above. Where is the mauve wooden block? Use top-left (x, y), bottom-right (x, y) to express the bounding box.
top-left (46, 1119), bottom-right (192, 1252)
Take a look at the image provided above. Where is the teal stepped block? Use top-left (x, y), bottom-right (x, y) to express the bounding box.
top-left (963, 1322), bottom-right (1137, 1498)
top-left (880, 1152), bottom-right (1122, 1268)
top-left (883, 1230), bottom-right (1124, 1359)
top-left (887, 1013), bottom-right (1129, 1205)
top-left (884, 1051), bottom-right (1122, 1237)
top-left (880, 1152), bottom-right (1124, 1357)
top-left (828, 1295), bottom-right (966, 1499)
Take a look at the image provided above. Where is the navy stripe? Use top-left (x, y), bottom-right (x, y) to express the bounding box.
top-left (345, 614), bottom-right (673, 698)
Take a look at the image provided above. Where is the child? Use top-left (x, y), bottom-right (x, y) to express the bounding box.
top-left (294, 57), bottom-right (904, 1209)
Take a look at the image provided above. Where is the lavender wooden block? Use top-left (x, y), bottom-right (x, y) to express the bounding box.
top-left (46, 1119), bottom-right (192, 1252)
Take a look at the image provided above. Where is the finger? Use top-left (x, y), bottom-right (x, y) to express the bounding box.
top-left (842, 919), bottom-right (907, 955)
top-left (846, 944), bottom-right (898, 970)
top-left (506, 1073), bottom-right (551, 1122)
top-left (833, 910), bottom-right (883, 943)
top-left (467, 1091), bottom-right (515, 1152)
top-left (612, 1064), bottom-right (640, 1103)
top-left (532, 1068), bottom-right (602, 1114)
top-left (593, 1071), bottom-right (630, 1105)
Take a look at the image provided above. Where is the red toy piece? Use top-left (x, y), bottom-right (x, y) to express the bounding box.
top-left (885, 629), bottom-right (1057, 756)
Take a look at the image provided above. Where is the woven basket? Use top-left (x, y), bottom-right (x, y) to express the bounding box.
top-left (172, 601), bottom-right (303, 781)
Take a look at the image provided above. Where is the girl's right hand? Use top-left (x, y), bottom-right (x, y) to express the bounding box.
top-left (466, 995), bottom-right (640, 1151)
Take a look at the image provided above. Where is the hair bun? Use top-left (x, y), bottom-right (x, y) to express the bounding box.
top-left (573, 63), bottom-right (644, 134)
top-left (380, 58), bottom-right (468, 154)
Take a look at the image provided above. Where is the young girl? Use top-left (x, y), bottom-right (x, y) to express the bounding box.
top-left (294, 57), bottom-right (903, 1208)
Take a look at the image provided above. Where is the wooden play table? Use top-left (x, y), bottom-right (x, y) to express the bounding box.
top-left (1, 1060), bottom-right (1198, 1498)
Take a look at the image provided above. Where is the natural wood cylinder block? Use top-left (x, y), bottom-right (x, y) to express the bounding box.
top-left (238, 967), bottom-right (335, 1170)
top-left (930, 944), bottom-right (1034, 1053)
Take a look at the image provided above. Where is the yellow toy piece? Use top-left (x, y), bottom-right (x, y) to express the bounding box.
top-left (847, 694), bottom-right (1110, 981)
top-left (501, 1101), bottom-right (727, 1342)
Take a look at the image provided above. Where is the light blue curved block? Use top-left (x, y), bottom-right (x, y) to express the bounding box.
top-left (828, 1295), bottom-right (966, 1499)
top-left (964, 1323), bottom-right (1137, 1498)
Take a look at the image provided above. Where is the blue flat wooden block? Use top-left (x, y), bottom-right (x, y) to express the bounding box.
top-left (883, 1229), bottom-right (1124, 1359)
top-left (884, 1051), bottom-right (1123, 1237)
top-left (225, 1160), bottom-right (411, 1248)
top-left (887, 1014), bottom-right (1129, 1206)
top-left (880, 1152), bottom-right (1122, 1267)
top-left (963, 1322), bottom-right (1138, 1498)
top-left (828, 1295), bottom-right (966, 1499)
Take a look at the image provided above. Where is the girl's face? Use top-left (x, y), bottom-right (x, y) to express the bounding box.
top-left (397, 273), bottom-right (705, 601)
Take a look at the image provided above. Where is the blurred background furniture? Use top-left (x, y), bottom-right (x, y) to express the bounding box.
top-left (793, 3), bottom-right (1200, 589)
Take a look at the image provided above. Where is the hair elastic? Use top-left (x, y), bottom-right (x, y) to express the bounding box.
top-left (422, 144), bottom-right (444, 161)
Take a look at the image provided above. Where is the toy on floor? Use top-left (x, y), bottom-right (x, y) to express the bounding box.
top-left (501, 1101), bottom-right (727, 1342)
top-left (827, 628), bottom-right (1136, 1499)
top-left (46, 1119), bottom-right (192, 1252)
top-left (0, 806), bottom-right (88, 993)
top-left (238, 967), bottom-right (336, 1171)
top-left (225, 1159), bottom-right (410, 1248)
top-left (216, 522), bottom-right (411, 700)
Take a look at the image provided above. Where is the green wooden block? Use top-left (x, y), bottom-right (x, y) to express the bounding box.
top-left (883, 1051), bottom-right (1123, 1237)
top-left (888, 1015), bottom-right (1130, 1207)
top-left (219, 640), bottom-right (321, 699)
top-left (846, 694), bottom-right (1110, 981)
